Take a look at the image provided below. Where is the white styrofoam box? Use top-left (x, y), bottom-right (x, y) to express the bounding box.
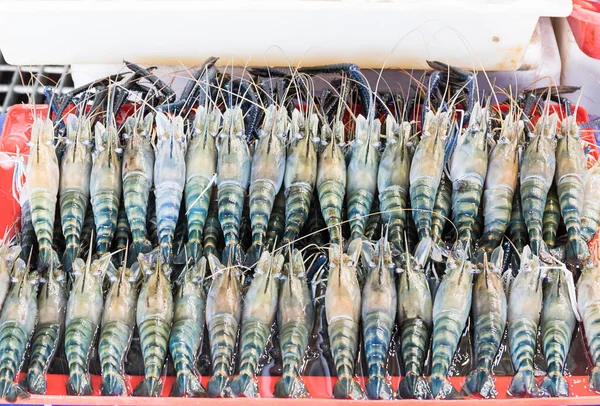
top-left (480, 17), bottom-right (561, 97)
top-left (0, 0), bottom-right (571, 70)
top-left (555, 17), bottom-right (600, 116)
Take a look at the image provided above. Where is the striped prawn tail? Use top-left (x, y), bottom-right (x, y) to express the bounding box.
top-left (431, 175), bottom-right (452, 245)
top-left (542, 187), bottom-right (560, 249)
top-left (409, 178), bottom-right (438, 241)
top-left (30, 190), bottom-right (57, 267)
top-left (26, 323), bottom-right (61, 395)
top-left (230, 320), bottom-right (271, 397)
top-left (379, 187), bottom-right (408, 253)
top-left (274, 322), bottom-right (310, 398)
top-left (185, 176), bottom-right (213, 262)
top-left (79, 205), bottom-right (95, 260)
top-left (265, 191), bottom-right (286, 251)
top-left (132, 318), bottom-right (171, 397)
top-left (65, 318), bottom-right (97, 396)
top-left (59, 189), bottom-right (88, 269)
top-left (540, 320), bottom-right (572, 397)
top-left (585, 308), bottom-right (600, 391)
top-left (480, 187), bottom-right (513, 255)
top-left (115, 203), bottom-right (130, 249)
top-left (155, 184), bottom-right (184, 264)
top-left (520, 179), bottom-right (548, 257)
top-left (462, 313), bottom-right (505, 398)
top-left (99, 321), bottom-right (132, 396)
top-left (398, 318), bottom-right (431, 399)
top-left (203, 202), bottom-right (222, 259)
top-left (0, 322), bottom-right (30, 401)
top-left (282, 184), bottom-right (312, 245)
top-left (509, 187), bottom-right (528, 254)
top-left (207, 314), bottom-right (239, 398)
top-left (347, 189), bottom-right (374, 241)
top-left (558, 178), bottom-right (589, 263)
top-left (429, 313), bottom-right (464, 399)
top-left (589, 364), bottom-right (600, 393)
top-left (123, 175), bottom-right (152, 256)
top-left (218, 183), bottom-right (245, 249)
top-left (452, 180), bottom-right (484, 247)
top-left (508, 318), bottom-right (546, 398)
top-left (317, 180), bottom-right (345, 245)
top-left (91, 191), bottom-right (120, 255)
top-left (328, 318), bottom-right (364, 400)
top-left (581, 216), bottom-right (600, 243)
top-left (249, 179), bottom-right (277, 250)
top-left (20, 200), bottom-right (36, 262)
top-left (363, 312), bottom-right (394, 400)
top-left (169, 320), bottom-right (205, 397)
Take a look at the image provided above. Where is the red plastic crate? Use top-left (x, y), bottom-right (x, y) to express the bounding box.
top-left (7, 375), bottom-right (600, 404)
top-left (2, 104), bottom-right (600, 405)
top-left (569, 0), bottom-right (600, 60)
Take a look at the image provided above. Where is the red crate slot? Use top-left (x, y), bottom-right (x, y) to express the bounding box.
top-left (0, 104), bottom-right (49, 155)
top-left (5, 375), bottom-right (600, 405)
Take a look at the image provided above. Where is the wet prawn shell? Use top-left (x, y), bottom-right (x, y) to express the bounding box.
top-left (325, 262), bottom-right (362, 325)
top-left (60, 144), bottom-right (92, 195)
top-left (90, 149), bottom-right (122, 196)
top-left (123, 140), bottom-right (154, 183)
top-left (242, 271), bottom-right (280, 324)
top-left (173, 283), bottom-right (206, 326)
top-left (0, 282), bottom-right (38, 330)
top-left (520, 135), bottom-right (556, 188)
top-left (450, 129), bottom-right (488, 185)
top-left (555, 135), bottom-right (587, 216)
top-left (317, 142), bottom-right (346, 187)
top-left (65, 277), bottom-right (104, 327)
top-left (154, 140), bottom-right (186, 188)
top-left (284, 138), bottom-right (318, 188)
top-left (0, 268), bottom-right (10, 312)
top-left (578, 265), bottom-right (600, 312)
top-left (251, 135), bottom-right (287, 188)
top-left (433, 264), bottom-right (473, 324)
top-left (217, 135), bottom-right (251, 189)
top-left (346, 142), bottom-right (379, 192)
top-left (27, 141), bottom-right (60, 194)
top-left (101, 280), bottom-right (138, 327)
top-left (584, 165), bottom-right (600, 210)
top-left (397, 269), bottom-right (433, 327)
top-left (277, 275), bottom-right (313, 330)
top-left (361, 267), bottom-right (397, 318)
top-left (409, 135), bottom-right (444, 186)
top-left (37, 278), bottom-right (67, 325)
top-left (577, 266), bottom-right (600, 360)
top-left (432, 264), bottom-right (473, 322)
top-left (541, 269), bottom-right (576, 333)
top-left (582, 164), bottom-right (600, 241)
top-left (136, 271), bottom-right (174, 325)
top-left (556, 135), bottom-right (587, 182)
top-left (472, 271), bottom-right (507, 325)
top-left (206, 270), bottom-right (242, 323)
top-left (377, 142), bottom-right (410, 194)
top-left (507, 269), bottom-right (543, 324)
top-left (186, 135), bottom-right (217, 184)
top-left (484, 141), bottom-right (519, 193)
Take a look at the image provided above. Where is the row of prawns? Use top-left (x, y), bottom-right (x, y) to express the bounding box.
top-left (1, 59), bottom-right (600, 402)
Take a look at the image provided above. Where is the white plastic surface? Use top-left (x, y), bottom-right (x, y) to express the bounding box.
top-left (67, 18), bottom-right (561, 106)
top-left (555, 17), bottom-right (600, 116)
top-left (478, 17), bottom-right (562, 96)
top-left (0, 0), bottom-right (571, 70)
